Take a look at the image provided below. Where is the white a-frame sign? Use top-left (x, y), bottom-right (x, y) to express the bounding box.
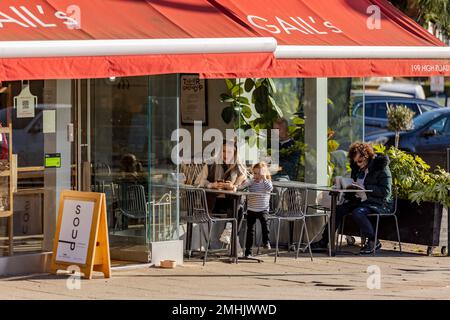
top-left (50, 191), bottom-right (111, 280)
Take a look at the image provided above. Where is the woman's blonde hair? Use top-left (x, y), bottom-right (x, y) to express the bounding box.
top-left (252, 162), bottom-right (271, 180)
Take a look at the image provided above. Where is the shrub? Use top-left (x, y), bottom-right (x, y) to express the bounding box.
top-left (386, 105), bottom-right (415, 148)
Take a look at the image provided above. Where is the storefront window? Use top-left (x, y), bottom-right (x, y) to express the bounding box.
top-left (90, 75), bottom-right (179, 262)
top-left (328, 78), bottom-right (364, 180)
top-left (0, 80), bottom-right (75, 257)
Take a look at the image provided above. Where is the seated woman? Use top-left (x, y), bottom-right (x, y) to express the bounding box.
top-left (195, 139), bottom-right (247, 214)
top-left (314, 142), bottom-right (393, 254)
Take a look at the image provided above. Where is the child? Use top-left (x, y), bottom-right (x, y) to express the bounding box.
top-left (240, 162), bottom-right (273, 258)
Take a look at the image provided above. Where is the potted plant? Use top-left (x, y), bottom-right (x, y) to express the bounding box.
top-left (376, 145), bottom-right (449, 254)
top-left (342, 144), bottom-right (449, 254)
top-left (386, 104), bottom-right (415, 148)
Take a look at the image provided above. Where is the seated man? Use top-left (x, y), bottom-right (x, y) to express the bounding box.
top-left (313, 142), bottom-right (393, 254)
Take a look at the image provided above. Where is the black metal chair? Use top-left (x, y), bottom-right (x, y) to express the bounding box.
top-left (338, 197), bottom-right (402, 255)
top-left (268, 186), bottom-right (313, 262)
top-left (115, 184), bottom-right (148, 230)
top-left (184, 187), bottom-right (238, 266)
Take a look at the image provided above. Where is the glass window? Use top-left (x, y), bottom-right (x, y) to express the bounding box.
top-left (414, 111), bottom-right (443, 129)
top-left (374, 103), bottom-right (387, 118)
top-left (419, 104), bottom-right (434, 113)
top-left (91, 75), bottom-right (180, 260)
top-left (428, 117), bottom-right (450, 136)
top-left (388, 102), bottom-right (420, 116)
top-left (364, 102), bottom-right (377, 117)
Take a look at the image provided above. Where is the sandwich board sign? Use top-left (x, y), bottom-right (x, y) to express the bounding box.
top-left (50, 190), bottom-right (111, 280)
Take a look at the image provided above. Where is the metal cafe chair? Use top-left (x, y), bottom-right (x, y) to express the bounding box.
top-left (184, 187), bottom-right (238, 266)
top-left (268, 186), bottom-right (313, 262)
top-left (338, 197), bottom-right (402, 255)
top-left (304, 205), bottom-right (332, 257)
top-left (115, 184), bottom-right (148, 230)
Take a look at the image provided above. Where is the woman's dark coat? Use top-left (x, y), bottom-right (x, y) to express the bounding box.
top-left (349, 153), bottom-right (393, 214)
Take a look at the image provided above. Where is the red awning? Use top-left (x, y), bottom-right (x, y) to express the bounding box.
top-left (0, 0), bottom-right (448, 80)
top-left (0, 0), bottom-right (277, 80)
top-left (205, 0), bottom-right (450, 77)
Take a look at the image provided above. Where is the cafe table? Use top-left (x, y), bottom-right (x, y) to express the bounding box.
top-left (272, 181), bottom-right (372, 256)
top-left (198, 188), bottom-right (274, 263)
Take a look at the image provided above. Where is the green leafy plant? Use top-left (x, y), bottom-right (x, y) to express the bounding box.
top-left (373, 144), bottom-right (450, 207)
top-left (220, 78), bottom-right (282, 133)
top-left (386, 105), bottom-right (415, 148)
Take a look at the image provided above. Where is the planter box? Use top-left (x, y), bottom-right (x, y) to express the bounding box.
top-left (343, 200), bottom-right (448, 247)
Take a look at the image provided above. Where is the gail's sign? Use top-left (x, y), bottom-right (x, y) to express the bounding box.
top-left (0, 5), bottom-right (80, 29)
top-left (50, 191), bottom-right (111, 280)
top-left (247, 15), bottom-right (343, 35)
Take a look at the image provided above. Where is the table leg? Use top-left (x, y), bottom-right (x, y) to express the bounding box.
top-left (186, 222), bottom-right (192, 257)
top-left (329, 192), bottom-right (338, 257)
top-left (231, 197), bottom-right (239, 263)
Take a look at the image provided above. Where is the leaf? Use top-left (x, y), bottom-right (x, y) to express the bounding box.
top-left (221, 106), bottom-right (235, 124)
top-left (328, 139), bottom-right (339, 152)
top-left (266, 78), bottom-right (277, 93)
top-left (220, 93), bottom-right (234, 103)
top-left (292, 117), bottom-right (305, 125)
top-left (236, 96), bottom-right (250, 106)
top-left (231, 85), bottom-right (244, 97)
top-left (255, 78), bottom-right (265, 87)
top-left (268, 95), bottom-right (283, 117)
top-left (241, 105), bottom-right (253, 119)
top-left (253, 85), bottom-right (269, 114)
top-left (225, 79), bottom-right (235, 90)
top-left (327, 98), bottom-right (335, 107)
top-left (244, 78), bottom-right (255, 92)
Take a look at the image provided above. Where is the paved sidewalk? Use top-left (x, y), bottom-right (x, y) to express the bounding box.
top-left (1, 242), bottom-right (450, 300)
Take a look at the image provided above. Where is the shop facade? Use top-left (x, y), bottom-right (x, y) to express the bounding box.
top-left (0, 0), bottom-right (449, 274)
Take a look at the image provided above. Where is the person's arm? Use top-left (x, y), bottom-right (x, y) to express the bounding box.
top-left (237, 178), bottom-right (251, 190)
top-left (262, 180), bottom-right (273, 192)
top-left (365, 170), bottom-right (391, 199)
top-left (194, 165), bottom-right (216, 188)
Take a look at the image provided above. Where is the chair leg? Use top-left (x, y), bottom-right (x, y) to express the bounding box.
top-left (303, 219), bottom-right (313, 262)
top-left (187, 223), bottom-right (192, 260)
top-left (296, 221), bottom-right (305, 259)
top-left (327, 217), bottom-right (332, 257)
top-left (256, 228), bottom-right (261, 255)
top-left (338, 216), bottom-right (346, 251)
top-left (394, 215), bottom-right (402, 253)
top-left (373, 216), bottom-right (380, 256)
top-left (274, 219), bottom-right (281, 263)
top-left (203, 222), bottom-right (214, 266)
top-left (242, 221), bottom-right (247, 255)
top-left (233, 219), bottom-right (238, 264)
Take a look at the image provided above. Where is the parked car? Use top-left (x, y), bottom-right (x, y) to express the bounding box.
top-left (366, 108), bottom-right (450, 170)
top-left (378, 82), bottom-right (426, 99)
top-left (352, 94), bottom-right (442, 135)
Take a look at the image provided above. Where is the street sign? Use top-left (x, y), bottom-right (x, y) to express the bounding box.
top-left (430, 76), bottom-right (445, 93)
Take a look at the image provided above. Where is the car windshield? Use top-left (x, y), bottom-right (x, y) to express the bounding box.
top-left (413, 111), bottom-right (444, 130)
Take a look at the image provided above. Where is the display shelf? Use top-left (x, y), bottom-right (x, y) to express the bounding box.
top-left (0, 123), bottom-right (14, 256)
